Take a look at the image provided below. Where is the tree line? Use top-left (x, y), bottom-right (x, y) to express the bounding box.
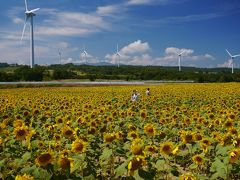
top-left (0, 63), bottom-right (240, 82)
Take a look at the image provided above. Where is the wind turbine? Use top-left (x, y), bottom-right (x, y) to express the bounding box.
top-left (115, 44), bottom-right (121, 68)
top-left (178, 51), bottom-right (185, 72)
top-left (58, 49), bottom-right (62, 64)
top-left (226, 49), bottom-right (240, 74)
top-left (81, 45), bottom-right (88, 64)
top-left (21, 0), bottom-right (40, 68)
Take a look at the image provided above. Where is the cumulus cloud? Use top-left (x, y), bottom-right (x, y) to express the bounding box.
top-left (165, 47), bottom-right (194, 56)
top-left (120, 40), bottom-right (150, 55)
top-left (105, 40), bottom-right (150, 65)
top-left (104, 43), bottom-right (215, 67)
top-left (154, 47), bottom-right (215, 67)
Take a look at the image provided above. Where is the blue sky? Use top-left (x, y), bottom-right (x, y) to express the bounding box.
top-left (0, 0), bottom-right (240, 68)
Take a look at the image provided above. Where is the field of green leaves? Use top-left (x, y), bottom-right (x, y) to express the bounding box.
top-left (1, 83), bottom-right (240, 180)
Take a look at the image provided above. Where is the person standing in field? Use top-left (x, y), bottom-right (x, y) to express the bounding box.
top-left (131, 90), bottom-right (140, 102)
top-left (145, 88), bottom-right (150, 96)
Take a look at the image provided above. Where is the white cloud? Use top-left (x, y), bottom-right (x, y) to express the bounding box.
top-left (165, 47), bottom-right (194, 56)
top-left (217, 59), bottom-right (232, 68)
top-left (126, 0), bottom-right (187, 6)
top-left (35, 10), bottom-right (111, 37)
top-left (104, 43), bottom-right (215, 67)
top-left (105, 40), bottom-right (150, 65)
top-left (154, 47), bottom-right (215, 67)
top-left (120, 40), bottom-right (150, 55)
top-left (97, 5), bottom-right (121, 16)
top-left (127, 0), bottom-right (153, 5)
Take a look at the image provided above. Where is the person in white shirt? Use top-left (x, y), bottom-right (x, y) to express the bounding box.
top-left (145, 88), bottom-right (150, 96)
top-left (131, 90), bottom-right (140, 102)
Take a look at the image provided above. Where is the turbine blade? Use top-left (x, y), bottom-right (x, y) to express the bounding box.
top-left (226, 49), bottom-right (232, 57)
top-left (232, 54), bottom-right (240, 58)
top-left (29, 8), bottom-right (40, 14)
top-left (179, 51), bottom-right (184, 56)
top-left (21, 16), bottom-right (29, 41)
top-left (25, 0), bottom-right (28, 11)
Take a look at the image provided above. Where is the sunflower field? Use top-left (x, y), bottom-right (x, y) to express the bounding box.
top-left (1, 83), bottom-right (240, 180)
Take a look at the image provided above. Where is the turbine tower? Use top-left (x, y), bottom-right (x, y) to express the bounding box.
top-left (115, 44), bottom-right (121, 68)
top-left (226, 49), bottom-right (240, 74)
top-left (81, 45), bottom-right (88, 64)
top-left (58, 49), bottom-right (62, 64)
top-left (21, 0), bottom-right (40, 68)
top-left (178, 51), bottom-right (184, 72)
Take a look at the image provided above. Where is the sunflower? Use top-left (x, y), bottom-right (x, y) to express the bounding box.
top-left (214, 119), bottom-right (221, 126)
top-left (104, 133), bottom-right (116, 143)
top-left (201, 138), bottom-right (211, 146)
top-left (54, 134), bottom-right (61, 141)
top-left (181, 132), bottom-right (193, 144)
top-left (62, 127), bottom-right (75, 139)
top-left (145, 145), bottom-right (157, 154)
top-left (106, 116), bottom-right (113, 122)
top-left (224, 120), bottom-right (233, 128)
top-left (15, 174), bottom-right (34, 180)
top-left (115, 131), bottom-right (124, 140)
top-left (159, 131), bottom-right (166, 139)
top-left (56, 116), bottom-right (64, 124)
top-left (128, 156), bottom-right (145, 176)
top-left (222, 134), bottom-right (233, 146)
top-left (228, 113), bottom-right (236, 120)
top-left (33, 108), bottom-right (40, 115)
top-left (88, 127), bottom-right (97, 134)
top-left (58, 156), bottom-right (72, 170)
top-left (71, 139), bottom-right (87, 153)
top-left (35, 152), bottom-right (53, 167)
top-left (230, 128), bottom-right (238, 136)
top-left (160, 141), bottom-right (174, 156)
top-left (128, 131), bottom-right (138, 139)
top-left (14, 126), bottom-right (29, 141)
top-left (179, 173), bottom-right (197, 180)
top-left (229, 149), bottom-right (240, 163)
top-left (131, 143), bottom-right (143, 155)
top-left (140, 109), bottom-right (147, 119)
top-left (13, 119), bottom-right (25, 128)
top-left (144, 124), bottom-right (155, 136)
top-left (193, 133), bottom-right (203, 141)
top-left (128, 124), bottom-right (137, 131)
top-left (208, 113), bottom-right (214, 119)
top-left (192, 154), bottom-right (204, 165)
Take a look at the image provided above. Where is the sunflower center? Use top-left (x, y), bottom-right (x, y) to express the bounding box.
top-left (39, 153), bottom-right (52, 163)
top-left (17, 129), bottom-right (26, 137)
top-left (75, 143), bottom-right (84, 151)
top-left (65, 130), bottom-right (73, 136)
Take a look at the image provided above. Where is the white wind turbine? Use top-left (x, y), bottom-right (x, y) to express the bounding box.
top-left (58, 49), bottom-right (62, 64)
top-left (81, 45), bottom-right (88, 64)
top-left (21, 0), bottom-right (40, 68)
top-left (226, 49), bottom-right (240, 74)
top-left (178, 50), bottom-right (185, 72)
top-left (115, 44), bottom-right (121, 68)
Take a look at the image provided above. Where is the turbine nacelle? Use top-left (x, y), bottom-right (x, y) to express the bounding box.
top-left (178, 51), bottom-right (185, 57)
top-left (25, 8), bottom-right (40, 15)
